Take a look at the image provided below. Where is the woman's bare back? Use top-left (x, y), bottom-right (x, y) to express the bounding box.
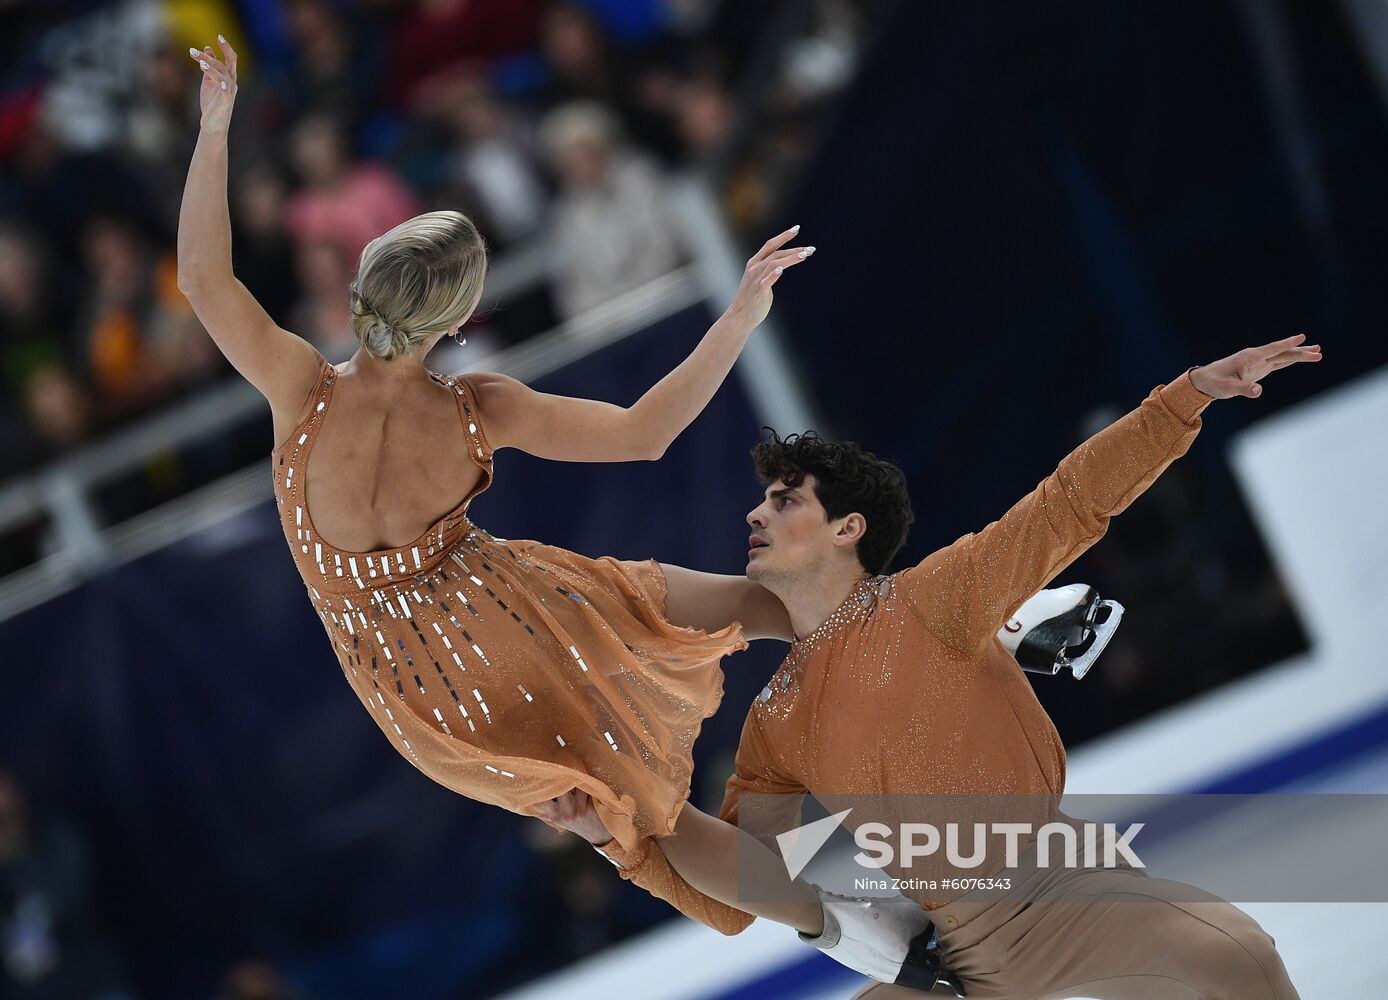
top-left (299, 365), bottom-right (486, 553)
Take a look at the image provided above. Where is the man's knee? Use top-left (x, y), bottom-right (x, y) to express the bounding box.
top-left (1179, 904), bottom-right (1293, 999)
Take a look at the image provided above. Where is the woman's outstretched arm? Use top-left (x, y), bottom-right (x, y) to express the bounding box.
top-left (473, 228), bottom-right (815, 463)
top-left (176, 35), bottom-right (321, 444)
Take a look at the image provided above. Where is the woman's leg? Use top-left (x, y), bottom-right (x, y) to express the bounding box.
top-left (662, 800), bottom-right (825, 935)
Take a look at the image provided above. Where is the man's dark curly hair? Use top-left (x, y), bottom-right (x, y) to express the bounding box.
top-left (751, 429), bottom-right (914, 575)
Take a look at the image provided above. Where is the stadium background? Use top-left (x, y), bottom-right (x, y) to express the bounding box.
top-left (0, 1), bottom-right (1385, 998)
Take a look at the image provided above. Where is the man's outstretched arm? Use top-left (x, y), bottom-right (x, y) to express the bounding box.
top-left (900, 336), bottom-right (1321, 654)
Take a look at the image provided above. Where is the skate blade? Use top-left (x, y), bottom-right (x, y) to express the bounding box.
top-left (1066, 601), bottom-right (1123, 679)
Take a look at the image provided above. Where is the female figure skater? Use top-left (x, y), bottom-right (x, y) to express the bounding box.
top-left (179, 40), bottom-right (810, 866)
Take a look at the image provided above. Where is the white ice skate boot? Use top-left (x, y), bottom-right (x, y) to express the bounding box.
top-left (997, 583), bottom-right (1124, 680)
top-left (799, 887), bottom-right (966, 995)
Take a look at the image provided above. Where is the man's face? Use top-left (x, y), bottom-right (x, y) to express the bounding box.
top-left (746, 475), bottom-right (846, 584)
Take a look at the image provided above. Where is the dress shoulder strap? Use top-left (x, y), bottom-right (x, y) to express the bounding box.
top-left (430, 371), bottom-right (493, 468)
top-left (273, 355), bottom-right (337, 459)
top-left (453, 374), bottom-right (493, 464)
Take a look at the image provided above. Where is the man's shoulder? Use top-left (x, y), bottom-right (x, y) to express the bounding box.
top-left (881, 564), bottom-right (969, 645)
top-left (893, 531), bottom-right (983, 592)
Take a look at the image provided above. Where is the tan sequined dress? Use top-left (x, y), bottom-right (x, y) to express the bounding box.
top-left (271, 358), bottom-right (747, 852)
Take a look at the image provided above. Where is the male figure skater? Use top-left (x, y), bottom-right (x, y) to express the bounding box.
top-left (543, 336), bottom-right (1317, 998)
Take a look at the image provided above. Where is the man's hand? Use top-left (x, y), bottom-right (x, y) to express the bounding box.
top-left (533, 790), bottom-right (614, 847)
top-left (1190, 334), bottom-right (1322, 400)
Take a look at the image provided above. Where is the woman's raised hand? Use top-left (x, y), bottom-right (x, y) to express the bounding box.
top-left (188, 34), bottom-right (238, 136)
top-left (726, 226), bottom-right (815, 328)
top-left (1189, 333), bottom-right (1322, 400)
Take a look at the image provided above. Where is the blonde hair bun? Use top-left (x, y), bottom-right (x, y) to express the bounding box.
top-left (354, 307), bottom-right (411, 360)
top-left (348, 211), bottom-right (487, 362)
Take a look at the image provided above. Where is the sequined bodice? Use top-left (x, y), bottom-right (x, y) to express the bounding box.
top-left (273, 363), bottom-right (493, 594)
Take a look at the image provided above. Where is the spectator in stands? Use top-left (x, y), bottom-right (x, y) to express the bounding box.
top-left (534, 3), bottom-right (680, 158)
top-left (288, 238), bottom-right (357, 360)
top-left (126, 40), bottom-right (202, 235)
top-left (535, 4), bottom-right (626, 110)
top-left (539, 101), bottom-right (683, 319)
top-left (21, 366), bottom-right (92, 453)
top-left (278, 0), bottom-right (370, 126)
top-left (671, 72), bottom-right (734, 160)
top-left (231, 163), bottom-right (299, 327)
top-left (284, 112), bottom-right (423, 265)
top-left (387, 0), bottom-right (543, 113)
top-left (76, 213), bottom-right (217, 416)
top-left (0, 770), bottom-right (133, 1000)
top-left (75, 214), bottom-right (170, 414)
top-left (434, 72), bottom-right (549, 250)
top-left (0, 224), bottom-right (69, 401)
top-left (0, 223), bottom-right (75, 469)
top-left (148, 250), bottom-right (223, 392)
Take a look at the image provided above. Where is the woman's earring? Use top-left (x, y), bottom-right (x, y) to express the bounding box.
top-left (451, 329), bottom-right (467, 347)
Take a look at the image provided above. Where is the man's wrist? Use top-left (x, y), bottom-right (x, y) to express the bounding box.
top-left (1158, 367), bottom-right (1216, 423)
top-left (1186, 364), bottom-right (1221, 400)
top-left (1188, 365), bottom-right (1207, 395)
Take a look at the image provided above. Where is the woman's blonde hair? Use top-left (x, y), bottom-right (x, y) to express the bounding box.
top-left (348, 211), bottom-right (487, 361)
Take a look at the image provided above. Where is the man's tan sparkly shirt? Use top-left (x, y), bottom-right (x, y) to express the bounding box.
top-left (598, 371), bottom-right (1214, 934)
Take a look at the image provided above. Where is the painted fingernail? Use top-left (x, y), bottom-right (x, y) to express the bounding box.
top-left (807, 246), bottom-right (816, 253)
top-left (189, 48), bottom-right (200, 57)
top-left (791, 224), bottom-right (800, 232)
top-left (200, 60), bottom-right (209, 70)
top-left (798, 250), bottom-right (808, 259)
top-left (218, 34), bottom-right (226, 43)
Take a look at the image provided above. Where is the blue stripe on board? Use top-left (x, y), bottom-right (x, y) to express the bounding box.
top-left (1188, 695), bottom-right (1388, 793)
top-left (703, 951), bottom-right (863, 1000)
top-left (695, 696), bottom-right (1388, 1000)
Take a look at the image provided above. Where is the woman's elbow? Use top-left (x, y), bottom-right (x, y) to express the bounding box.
top-left (177, 266), bottom-right (217, 297)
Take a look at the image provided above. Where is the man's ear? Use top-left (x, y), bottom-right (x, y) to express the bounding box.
top-left (834, 512), bottom-right (867, 549)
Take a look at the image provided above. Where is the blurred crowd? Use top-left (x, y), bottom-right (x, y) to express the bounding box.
top-left (0, 0), bottom-right (873, 484)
